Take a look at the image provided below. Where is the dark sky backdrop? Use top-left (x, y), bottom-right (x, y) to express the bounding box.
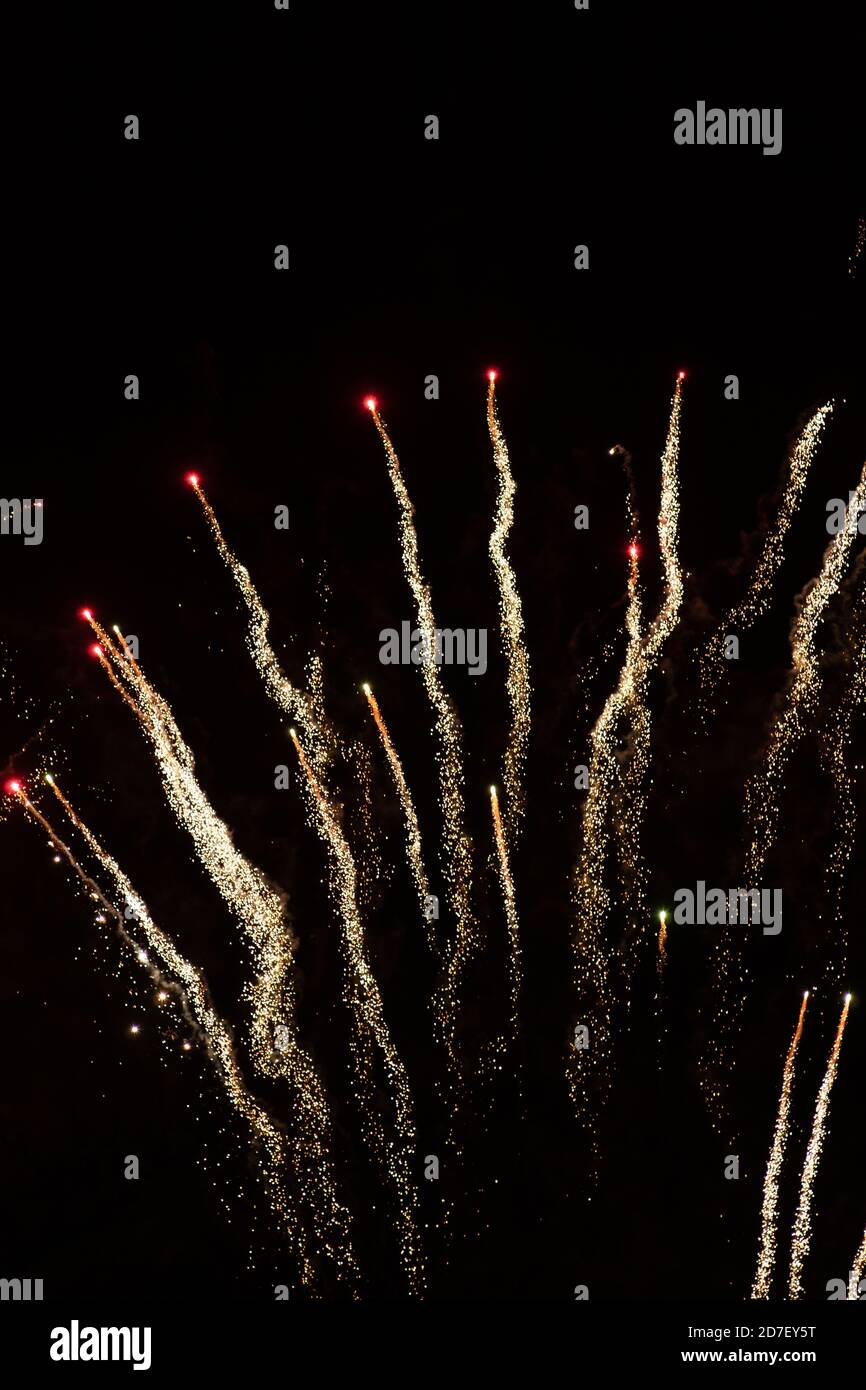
top-left (1, 4), bottom-right (863, 1301)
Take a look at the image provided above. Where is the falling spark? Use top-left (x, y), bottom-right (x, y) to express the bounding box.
top-left (788, 994), bottom-right (852, 1299)
top-left (489, 784), bottom-right (521, 1050)
top-left (568, 378), bottom-right (684, 1125)
top-left (656, 910), bottom-right (668, 979)
top-left (83, 634), bottom-right (358, 1286)
top-left (752, 991), bottom-right (809, 1299)
top-left (487, 374), bottom-right (531, 846)
top-left (699, 403), bottom-right (835, 708)
top-left (362, 683), bottom-right (434, 950)
top-left (367, 401), bottom-right (477, 1115)
top-left (289, 727), bottom-right (425, 1296)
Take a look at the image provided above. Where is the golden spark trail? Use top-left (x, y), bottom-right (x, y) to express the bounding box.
top-left (489, 784), bottom-right (521, 1049)
top-left (189, 479), bottom-right (334, 776)
top-left (38, 778), bottom-right (348, 1292)
top-left (289, 726), bottom-right (425, 1297)
top-left (699, 404), bottom-right (834, 707)
top-left (367, 402), bottom-right (477, 1105)
top-left (568, 381), bottom-right (684, 1121)
top-left (86, 636), bottom-right (358, 1284)
top-left (848, 1229), bottom-right (866, 1300)
top-left (706, 464), bottom-right (865, 1131)
top-left (656, 911), bottom-right (668, 980)
top-left (752, 991), bottom-right (809, 1299)
top-left (487, 374), bottom-right (531, 846)
top-left (362, 683), bottom-right (434, 951)
top-left (788, 994), bottom-right (852, 1299)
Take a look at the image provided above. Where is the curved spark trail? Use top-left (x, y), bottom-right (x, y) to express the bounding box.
top-left (706, 464), bottom-right (866, 1132)
top-left (487, 373), bottom-right (531, 847)
top-left (752, 991), bottom-right (809, 1300)
top-left (568, 380), bottom-right (684, 1122)
top-left (289, 727), bottom-right (425, 1297)
top-left (367, 401), bottom-right (477, 1108)
top-left (489, 784), bottom-right (521, 1053)
top-left (83, 623), bottom-right (358, 1283)
top-left (189, 479), bottom-right (335, 778)
top-left (699, 403), bottom-right (835, 710)
top-left (362, 683), bottom-right (435, 952)
top-left (35, 778), bottom-right (353, 1292)
top-left (788, 994), bottom-right (852, 1299)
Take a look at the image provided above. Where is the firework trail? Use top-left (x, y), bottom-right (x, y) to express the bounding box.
top-left (366, 400), bottom-right (477, 1104)
top-left (83, 620), bottom-right (359, 1283)
top-left (848, 1229), bottom-right (866, 1300)
top-left (745, 462), bottom-right (865, 882)
top-left (818, 558), bottom-right (865, 986)
top-left (849, 216), bottom-right (865, 276)
top-left (567, 379), bottom-right (684, 1122)
top-left (656, 910), bottom-right (668, 981)
top-left (699, 403), bottom-right (835, 710)
top-left (486, 372), bottom-right (531, 847)
top-left (362, 683), bottom-right (435, 951)
top-left (30, 777), bottom-right (352, 1292)
top-left (705, 464), bottom-right (865, 1131)
top-left (788, 994), bottom-right (852, 1299)
top-left (289, 727), bottom-right (425, 1296)
top-left (489, 784), bottom-right (522, 1052)
top-left (752, 991), bottom-right (810, 1299)
top-left (188, 477), bottom-right (335, 777)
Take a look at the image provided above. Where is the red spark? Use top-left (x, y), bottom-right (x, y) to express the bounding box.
top-left (80, 608), bottom-right (93, 621)
top-left (5, 779), bottom-right (22, 795)
top-left (89, 644), bottom-right (103, 658)
top-left (364, 396), bottom-right (378, 412)
top-left (185, 472), bottom-right (200, 487)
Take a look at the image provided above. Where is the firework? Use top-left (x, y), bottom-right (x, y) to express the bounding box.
top-left (486, 373), bottom-right (531, 846)
top-left (362, 683), bottom-right (435, 950)
top-left (367, 400), bottom-right (477, 1113)
top-left (788, 994), bottom-right (852, 1299)
top-left (699, 403), bottom-right (835, 709)
top-left (848, 1229), bottom-right (866, 1300)
top-left (289, 727), bottom-right (425, 1296)
top-left (752, 991), bottom-right (809, 1299)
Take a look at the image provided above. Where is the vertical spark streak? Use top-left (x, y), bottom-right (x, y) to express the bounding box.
top-left (85, 635), bottom-right (358, 1283)
top-left (289, 727), bottom-right (425, 1297)
top-left (37, 779), bottom-right (348, 1292)
top-left (788, 994), bottom-right (852, 1299)
top-left (489, 785), bottom-right (521, 1049)
top-left (699, 403), bottom-right (835, 707)
top-left (656, 911), bottom-right (668, 980)
top-left (568, 380), bottom-right (684, 1123)
top-left (362, 683), bottom-right (434, 950)
top-left (367, 403), bottom-right (476, 1103)
top-left (752, 991), bottom-right (810, 1299)
top-left (487, 375), bottom-right (531, 846)
top-left (848, 1229), bottom-right (866, 1300)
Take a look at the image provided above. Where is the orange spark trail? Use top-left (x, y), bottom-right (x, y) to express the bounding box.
top-left (489, 784), bottom-right (521, 1049)
top-left (362, 684), bottom-right (435, 951)
top-left (752, 991), bottom-right (809, 1299)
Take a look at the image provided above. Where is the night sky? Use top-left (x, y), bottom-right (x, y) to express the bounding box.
top-left (2, 3), bottom-right (864, 1314)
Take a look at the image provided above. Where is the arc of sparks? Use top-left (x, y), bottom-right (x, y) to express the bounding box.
top-left (489, 784), bottom-right (522, 1051)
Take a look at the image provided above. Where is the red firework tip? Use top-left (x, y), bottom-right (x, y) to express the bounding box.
top-left (677, 370), bottom-right (686, 380)
top-left (487, 369), bottom-right (498, 382)
top-left (89, 643), bottom-right (103, 658)
top-left (185, 472), bottom-right (200, 487)
top-left (5, 779), bottom-right (22, 795)
top-left (363, 396), bottom-right (377, 412)
top-left (628, 543), bottom-right (639, 559)
top-left (80, 607), bottom-right (93, 621)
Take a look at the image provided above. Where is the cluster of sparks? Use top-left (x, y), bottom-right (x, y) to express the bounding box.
top-left (4, 367), bottom-right (863, 1300)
